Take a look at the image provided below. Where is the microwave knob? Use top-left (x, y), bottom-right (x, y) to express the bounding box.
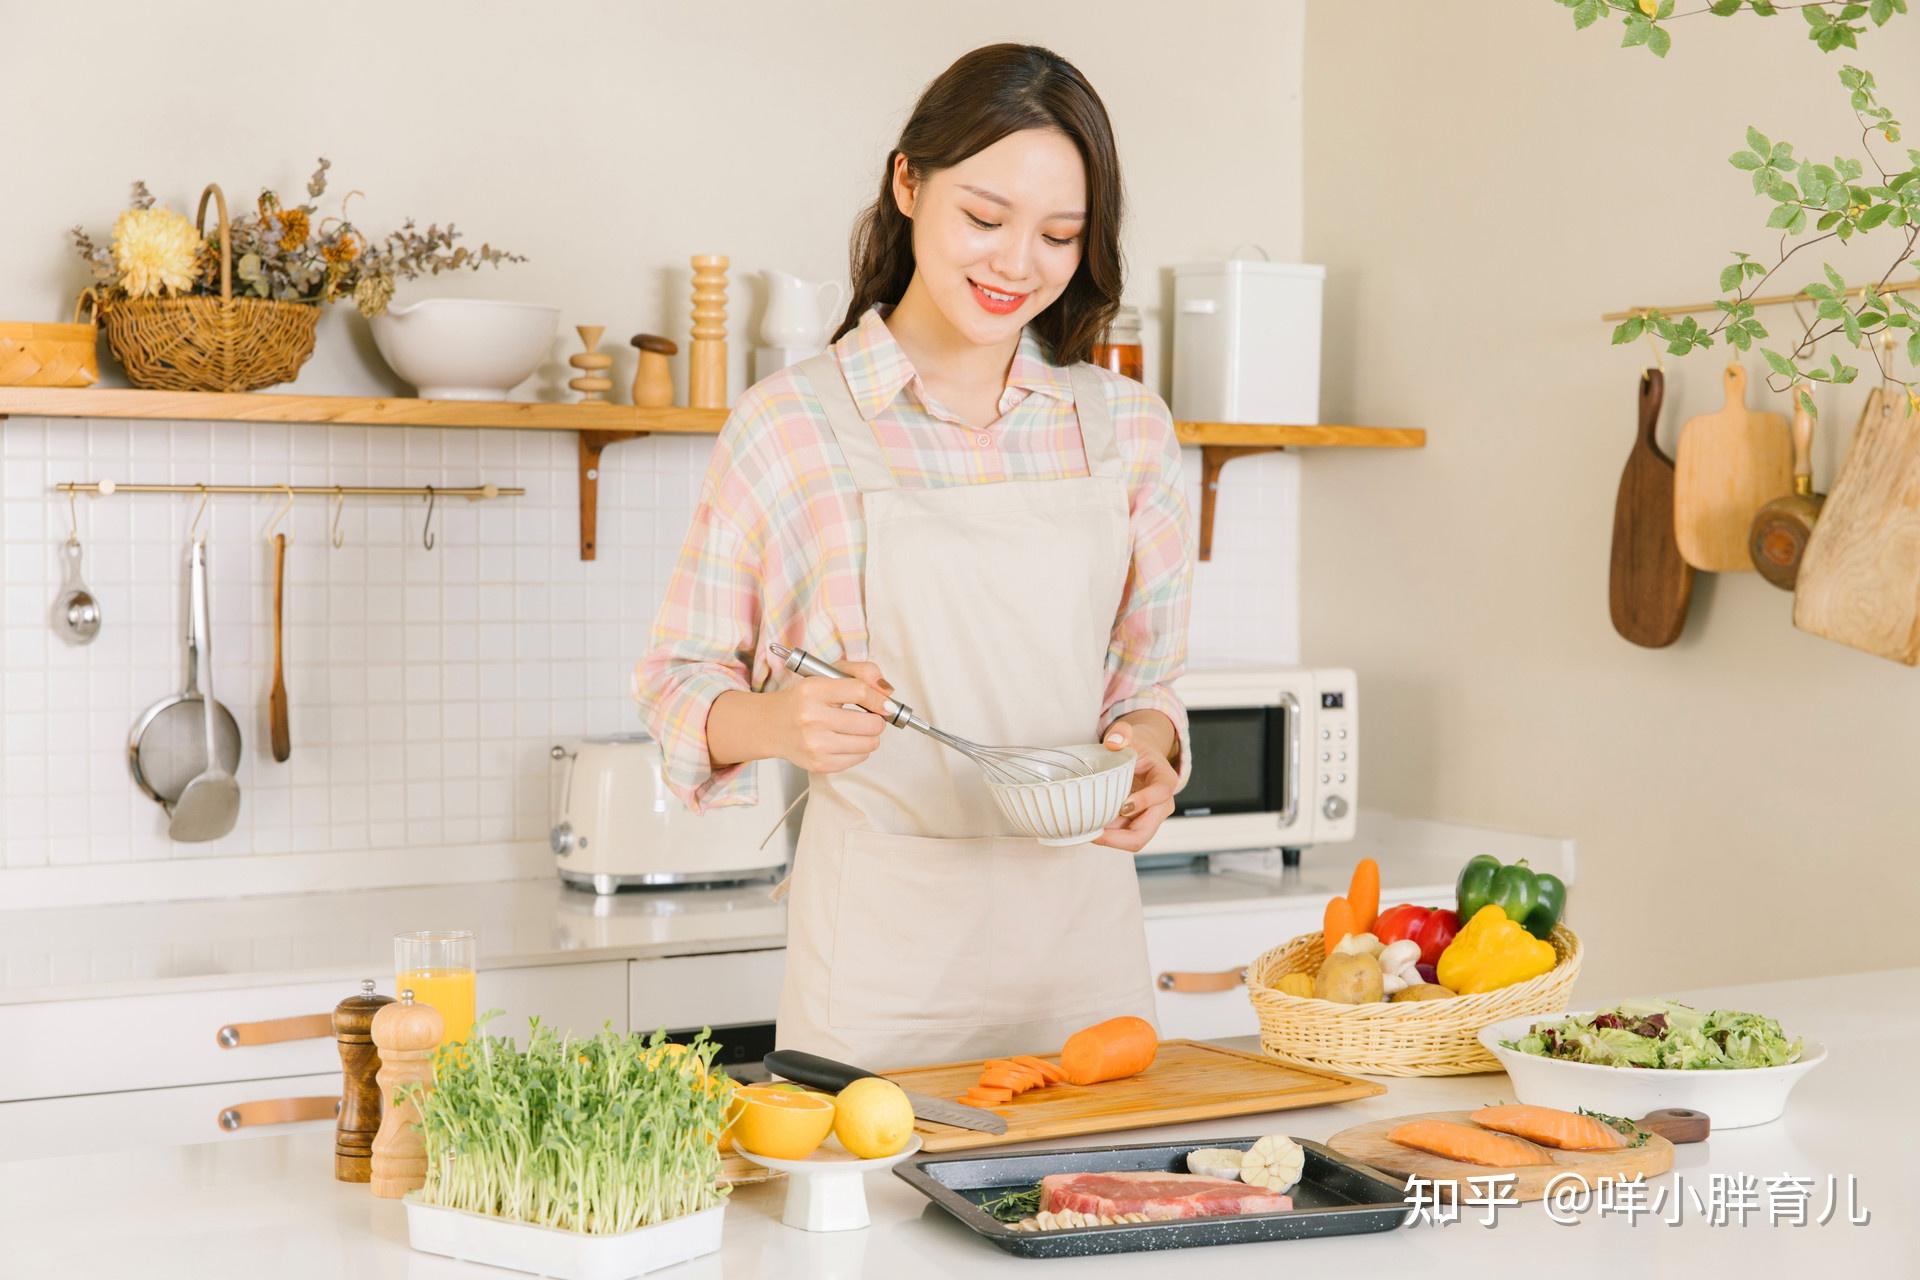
top-left (1321, 794), bottom-right (1349, 821)
top-left (550, 821), bottom-right (575, 858)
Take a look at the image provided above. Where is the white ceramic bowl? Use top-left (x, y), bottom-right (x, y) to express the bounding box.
top-left (368, 297), bottom-right (561, 400)
top-left (985, 744), bottom-right (1134, 846)
top-left (1479, 1011), bottom-right (1826, 1129)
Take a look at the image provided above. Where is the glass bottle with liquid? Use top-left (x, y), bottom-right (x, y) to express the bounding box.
top-left (1091, 305), bottom-right (1144, 383)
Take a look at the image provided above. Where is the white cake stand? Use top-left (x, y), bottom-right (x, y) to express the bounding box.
top-left (733, 1135), bottom-right (924, 1231)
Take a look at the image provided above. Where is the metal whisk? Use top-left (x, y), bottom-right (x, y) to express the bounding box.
top-left (768, 644), bottom-right (1096, 785)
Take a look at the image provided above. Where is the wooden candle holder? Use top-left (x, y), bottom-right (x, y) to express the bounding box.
top-left (568, 325), bottom-right (614, 402)
top-left (333, 978), bottom-right (393, 1183)
top-left (629, 333), bottom-right (678, 408)
top-left (369, 990), bottom-right (444, 1199)
top-left (689, 255), bottom-right (729, 409)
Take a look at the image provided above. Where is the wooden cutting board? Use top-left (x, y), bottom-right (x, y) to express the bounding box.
top-left (1326, 1109), bottom-right (1674, 1202)
top-left (1793, 388), bottom-right (1920, 662)
top-left (719, 1151), bottom-right (781, 1186)
top-left (1610, 368), bottom-right (1694, 646)
top-left (881, 1039), bottom-right (1384, 1153)
top-left (1674, 363), bottom-right (1793, 571)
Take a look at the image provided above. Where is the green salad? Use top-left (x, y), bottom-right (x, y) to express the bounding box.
top-left (1503, 1000), bottom-right (1802, 1070)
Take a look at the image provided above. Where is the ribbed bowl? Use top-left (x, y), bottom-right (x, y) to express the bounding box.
top-left (985, 744), bottom-right (1135, 846)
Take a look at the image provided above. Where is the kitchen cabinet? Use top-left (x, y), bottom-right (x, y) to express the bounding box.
top-left (0, 1071), bottom-right (342, 1162)
top-left (629, 950), bottom-right (784, 1033)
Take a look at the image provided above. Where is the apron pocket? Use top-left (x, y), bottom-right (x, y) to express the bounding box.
top-left (981, 842), bottom-right (1153, 1027)
top-left (827, 828), bottom-right (997, 1032)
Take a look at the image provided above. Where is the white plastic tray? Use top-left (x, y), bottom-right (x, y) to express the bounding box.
top-left (403, 1197), bottom-right (725, 1279)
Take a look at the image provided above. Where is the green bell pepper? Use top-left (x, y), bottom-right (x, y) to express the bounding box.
top-left (1455, 856), bottom-right (1567, 940)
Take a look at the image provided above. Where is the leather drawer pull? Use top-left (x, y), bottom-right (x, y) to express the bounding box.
top-left (217, 1096), bottom-right (341, 1132)
top-left (1156, 967), bottom-right (1247, 993)
top-left (215, 1012), bottom-right (334, 1049)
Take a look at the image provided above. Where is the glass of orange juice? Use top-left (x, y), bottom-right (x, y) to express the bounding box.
top-left (395, 929), bottom-right (476, 1050)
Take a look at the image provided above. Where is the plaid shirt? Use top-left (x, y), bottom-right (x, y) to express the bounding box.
top-left (635, 307), bottom-right (1193, 811)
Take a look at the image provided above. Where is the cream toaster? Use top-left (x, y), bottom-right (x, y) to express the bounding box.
top-left (549, 733), bottom-right (799, 894)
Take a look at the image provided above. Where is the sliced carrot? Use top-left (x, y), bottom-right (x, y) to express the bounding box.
top-left (1388, 1120), bottom-right (1543, 1168)
top-left (1348, 857), bottom-right (1380, 934)
top-left (1470, 1105), bottom-right (1627, 1151)
top-left (1059, 1016), bottom-right (1158, 1087)
top-left (978, 1067), bottom-right (1032, 1091)
top-left (1014, 1055), bottom-right (1066, 1084)
top-left (966, 1085), bottom-right (1015, 1104)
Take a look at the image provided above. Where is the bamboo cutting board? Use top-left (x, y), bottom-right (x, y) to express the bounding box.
top-left (1793, 389), bottom-right (1920, 662)
top-left (881, 1039), bottom-right (1384, 1153)
top-left (1326, 1109), bottom-right (1674, 1202)
top-left (1674, 363), bottom-right (1793, 571)
top-left (1610, 369), bottom-right (1694, 646)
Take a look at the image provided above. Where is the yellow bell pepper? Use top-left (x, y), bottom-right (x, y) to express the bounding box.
top-left (1435, 905), bottom-right (1556, 995)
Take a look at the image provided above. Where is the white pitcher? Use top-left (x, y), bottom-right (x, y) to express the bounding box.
top-left (760, 270), bottom-right (845, 349)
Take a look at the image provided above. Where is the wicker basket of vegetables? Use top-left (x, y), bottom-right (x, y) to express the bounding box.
top-left (1246, 856), bottom-right (1581, 1077)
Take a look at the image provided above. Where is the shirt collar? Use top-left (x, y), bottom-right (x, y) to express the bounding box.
top-left (833, 305), bottom-right (1074, 421)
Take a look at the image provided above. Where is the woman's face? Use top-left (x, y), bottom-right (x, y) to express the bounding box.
top-left (893, 127), bottom-right (1087, 347)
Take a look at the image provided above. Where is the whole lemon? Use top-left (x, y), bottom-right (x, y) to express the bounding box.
top-left (832, 1078), bottom-right (915, 1159)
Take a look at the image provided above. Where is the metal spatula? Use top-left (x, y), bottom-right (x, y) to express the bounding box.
top-left (169, 540), bottom-right (241, 842)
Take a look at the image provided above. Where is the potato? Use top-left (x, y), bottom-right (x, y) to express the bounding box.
top-left (1276, 973), bottom-right (1315, 999)
top-left (1313, 952), bottom-right (1383, 1004)
top-left (1390, 983), bottom-right (1456, 1003)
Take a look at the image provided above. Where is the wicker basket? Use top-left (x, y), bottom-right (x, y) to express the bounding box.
top-left (0, 291), bottom-right (100, 387)
top-left (98, 184), bottom-right (319, 392)
top-left (1247, 926), bottom-right (1581, 1077)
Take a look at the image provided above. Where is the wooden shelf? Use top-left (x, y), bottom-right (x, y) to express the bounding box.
top-left (0, 388), bottom-right (1425, 561)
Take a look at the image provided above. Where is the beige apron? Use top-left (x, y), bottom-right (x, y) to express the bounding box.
top-left (772, 350), bottom-right (1159, 1069)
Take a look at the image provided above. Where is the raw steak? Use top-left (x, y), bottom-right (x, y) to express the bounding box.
top-left (1040, 1171), bottom-right (1292, 1220)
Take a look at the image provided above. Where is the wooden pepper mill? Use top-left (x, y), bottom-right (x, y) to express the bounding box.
top-left (568, 325), bottom-right (614, 402)
top-left (689, 254), bottom-right (729, 409)
top-left (629, 333), bottom-right (678, 407)
top-left (333, 978), bottom-right (394, 1183)
top-left (369, 988), bottom-right (443, 1199)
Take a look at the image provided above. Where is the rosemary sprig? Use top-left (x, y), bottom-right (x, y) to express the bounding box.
top-left (1578, 1106), bottom-right (1651, 1148)
top-left (978, 1182), bottom-right (1044, 1223)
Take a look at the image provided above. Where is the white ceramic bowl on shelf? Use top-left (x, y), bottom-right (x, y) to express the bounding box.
top-left (985, 744), bottom-right (1134, 846)
top-left (1479, 1012), bottom-right (1827, 1129)
top-left (368, 297), bottom-right (560, 400)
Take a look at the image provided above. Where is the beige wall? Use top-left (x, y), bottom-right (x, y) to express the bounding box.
top-left (0, 0), bottom-right (1304, 400)
top-left (1303, 4), bottom-right (1920, 992)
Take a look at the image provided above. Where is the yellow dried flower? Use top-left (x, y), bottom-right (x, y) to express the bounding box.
top-left (112, 206), bottom-right (204, 298)
top-left (323, 233), bottom-right (360, 264)
top-left (278, 208), bottom-right (311, 251)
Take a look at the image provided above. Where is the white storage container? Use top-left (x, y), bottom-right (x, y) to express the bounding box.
top-left (1173, 259), bottom-right (1326, 424)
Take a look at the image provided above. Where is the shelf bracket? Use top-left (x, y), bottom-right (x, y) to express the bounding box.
top-left (1198, 444), bottom-right (1282, 562)
top-left (578, 430), bottom-right (647, 560)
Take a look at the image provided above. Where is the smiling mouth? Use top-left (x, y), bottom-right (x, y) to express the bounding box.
top-left (969, 278), bottom-right (1029, 314)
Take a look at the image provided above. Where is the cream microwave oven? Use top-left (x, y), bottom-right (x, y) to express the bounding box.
top-left (1138, 666), bottom-right (1357, 860)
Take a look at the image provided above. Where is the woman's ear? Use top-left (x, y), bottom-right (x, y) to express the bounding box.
top-left (890, 152), bottom-right (917, 219)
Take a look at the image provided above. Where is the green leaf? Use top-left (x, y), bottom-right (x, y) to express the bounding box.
top-left (1764, 348), bottom-right (1798, 377)
top-left (1826, 263), bottom-right (1848, 292)
top-left (1648, 24), bottom-right (1672, 55)
top-left (1908, 332), bottom-right (1920, 364)
top-left (1750, 0), bottom-right (1778, 13)
top-left (1574, 0), bottom-right (1604, 27)
top-left (1721, 263), bottom-right (1745, 292)
top-left (1747, 126), bottom-right (1771, 155)
top-left (1798, 388), bottom-right (1818, 417)
top-left (1844, 312), bottom-right (1865, 344)
top-left (1807, 367), bottom-right (1831, 380)
top-left (1768, 203), bottom-right (1800, 228)
top-left (1861, 202), bottom-right (1894, 227)
top-left (1729, 150), bottom-right (1765, 172)
top-left (1872, 0), bottom-right (1894, 21)
top-left (1612, 317), bottom-right (1646, 344)
top-left (1622, 14), bottom-right (1653, 46)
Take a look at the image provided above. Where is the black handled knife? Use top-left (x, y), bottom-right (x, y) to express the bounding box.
top-left (763, 1049), bottom-right (1007, 1135)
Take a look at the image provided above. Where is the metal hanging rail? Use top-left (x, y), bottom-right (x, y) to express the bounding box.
top-left (54, 481), bottom-right (521, 499)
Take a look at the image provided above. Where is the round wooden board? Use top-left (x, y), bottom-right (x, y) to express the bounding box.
top-left (1326, 1110), bottom-right (1673, 1202)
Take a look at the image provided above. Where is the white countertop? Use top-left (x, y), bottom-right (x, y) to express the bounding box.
top-left (0, 817), bottom-right (1552, 1005)
top-left (3, 968), bottom-right (1905, 1279)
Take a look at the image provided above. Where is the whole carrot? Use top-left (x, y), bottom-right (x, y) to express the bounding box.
top-left (1347, 858), bottom-right (1380, 934)
top-left (1323, 895), bottom-right (1359, 956)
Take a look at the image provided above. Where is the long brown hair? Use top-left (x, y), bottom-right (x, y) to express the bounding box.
top-left (835, 43), bottom-right (1123, 366)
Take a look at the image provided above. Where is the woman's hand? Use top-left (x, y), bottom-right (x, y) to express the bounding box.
top-left (765, 661), bottom-right (893, 773)
top-left (1093, 717), bottom-right (1178, 853)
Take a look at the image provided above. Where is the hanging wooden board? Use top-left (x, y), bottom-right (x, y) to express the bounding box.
top-left (1609, 369), bottom-right (1693, 646)
top-left (1326, 1109), bottom-right (1675, 1202)
top-left (1793, 389), bottom-right (1920, 662)
top-left (1674, 363), bottom-right (1793, 572)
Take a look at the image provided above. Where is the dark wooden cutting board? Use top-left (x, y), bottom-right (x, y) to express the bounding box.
top-left (1610, 369), bottom-right (1694, 647)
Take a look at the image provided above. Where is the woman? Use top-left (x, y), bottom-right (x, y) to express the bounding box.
top-left (637, 43), bottom-right (1193, 1067)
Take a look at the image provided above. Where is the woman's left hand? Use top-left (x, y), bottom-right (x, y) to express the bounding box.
top-left (1093, 719), bottom-right (1177, 853)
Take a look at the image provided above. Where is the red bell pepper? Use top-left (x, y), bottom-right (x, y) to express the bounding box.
top-left (1371, 903), bottom-right (1461, 968)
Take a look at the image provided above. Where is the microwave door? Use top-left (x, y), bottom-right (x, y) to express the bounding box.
top-left (1173, 702), bottom-right (1291, 818)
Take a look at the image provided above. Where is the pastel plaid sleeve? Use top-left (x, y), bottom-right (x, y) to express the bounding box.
top-left (633, 419), bottom-right (768, 812)
top-left (1097, 375), bottom-right (1195, 788)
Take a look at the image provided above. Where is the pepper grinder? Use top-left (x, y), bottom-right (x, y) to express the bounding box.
top-left (333, 978), bottom-right (394, 1183)
top-left (369, 989), bottom-right (443, 1199)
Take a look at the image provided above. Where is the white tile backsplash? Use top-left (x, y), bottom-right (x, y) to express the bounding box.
top-left (0, 419), bottom-right (1298, 897)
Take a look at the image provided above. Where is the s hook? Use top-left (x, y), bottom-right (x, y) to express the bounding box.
top-left (422, 485), bottom-right (437, 551)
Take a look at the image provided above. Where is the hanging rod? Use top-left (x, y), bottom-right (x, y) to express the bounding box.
top-left (55, 481), bottom-right (523, 500)
top-left (1601, 278), bottom-right (1920, 323)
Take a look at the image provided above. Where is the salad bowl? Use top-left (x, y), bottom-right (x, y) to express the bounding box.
top-left (1480, 1007), bottom-right (1825, 1129)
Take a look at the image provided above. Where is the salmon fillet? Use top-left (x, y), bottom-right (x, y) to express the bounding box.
top-left (1387, 1119), bottom-right (1544, 1168)
top-left (1471, 1104), bottom-right (1628, 1151)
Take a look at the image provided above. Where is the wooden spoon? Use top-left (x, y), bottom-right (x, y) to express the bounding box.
top-left (269, 532), bottom-right (290, 762)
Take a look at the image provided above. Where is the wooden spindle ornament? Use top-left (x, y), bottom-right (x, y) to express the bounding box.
top-left (568, 325), bottom-right (614, 402)
top-left (369, 989), bottom-right (443, 1199)
top-left (629, 333), bottom-right (678, 408)
top-left (333, 978), bottom-right (394, 1183)
top-left (689, 255), bottom-right (729, 409)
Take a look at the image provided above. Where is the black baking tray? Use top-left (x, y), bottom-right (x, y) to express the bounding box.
top-left (894, 1135), bottom-right (1411, 1259)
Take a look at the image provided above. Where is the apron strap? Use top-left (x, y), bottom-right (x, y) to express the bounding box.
top-left (798, 352), bottom-right (897, 493)
top-left (1067, 363), bottom-right (1124, 479)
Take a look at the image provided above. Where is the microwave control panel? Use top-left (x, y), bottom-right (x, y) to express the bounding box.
top-left (1308, 671), bottom-right (1357, 839)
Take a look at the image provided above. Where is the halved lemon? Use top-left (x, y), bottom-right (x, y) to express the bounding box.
top-left (731, 1086), bottom-right (836, 1160)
